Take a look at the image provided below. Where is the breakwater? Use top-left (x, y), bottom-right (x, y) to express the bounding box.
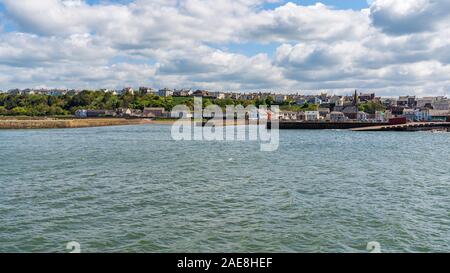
top-left (351, 122), bottom-right (450, 132)
top-left (268, 121), bottom-right (389, 130)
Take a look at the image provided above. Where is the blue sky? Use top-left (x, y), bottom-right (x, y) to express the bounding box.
top-left (0, 0), bottom-right (449, 96)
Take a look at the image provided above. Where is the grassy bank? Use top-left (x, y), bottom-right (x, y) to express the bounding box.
top-left (0, 118), bottom-right (152, 129)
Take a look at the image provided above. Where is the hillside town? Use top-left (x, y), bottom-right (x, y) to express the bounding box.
top-left (1, 87), bottom-right (450, 123)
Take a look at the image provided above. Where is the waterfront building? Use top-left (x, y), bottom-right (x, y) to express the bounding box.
top-left (357, 111), bottom-right (369, 121)
top-left (318, 108), bottom-right (330, 118)
top-left (375, 111), bottom-right (386, 122)
top-left (279, 111), bottom-right (298, 120)
top-left (403, 108), bottom-right (429, 122)
top-left (330, 111), bottom-right (346, 122)
top-left (143, 107), bottom-right (167, 118)
top-left (417, 108), bottom-right (430, 121)
top-left (384, 110), bottom-right (393, 120)
top-left (342, 106), bottom-right (358, 120)
top-left (297, 111), bottom-right (306, 121)
top-left (305, 111), bottom-right (320, 121)
top-left (403, 109), bottom-right (416, 121)
top-left (429, 110), bottom-right (450, 121)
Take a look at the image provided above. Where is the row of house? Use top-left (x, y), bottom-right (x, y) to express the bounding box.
top-left (278, 110), bottom-right (378, 122)
top-left (99, 88), bottom-right (228, 99)
top-left (5, 87), bottom-right (449, 109)
top-left (276, 91), bottom-right (450, 123)
top-left (75, 107), bottom-right (168, 118)
top-left (5, 88), bottom-right (79, 96)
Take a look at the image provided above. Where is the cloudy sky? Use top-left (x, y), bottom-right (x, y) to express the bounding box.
top-left (0, 0), bottom-right (450, 96)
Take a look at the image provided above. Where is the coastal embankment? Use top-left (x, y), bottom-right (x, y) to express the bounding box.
top-left (351, 122), bottom-right (450, 132)
top-left (268, 121), bottom-right (389, 130)
top-left (0, 118), bottom-right (152, 129)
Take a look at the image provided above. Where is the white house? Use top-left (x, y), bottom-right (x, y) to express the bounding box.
top-left (279, 111), bottom-right (297, 120)
top-left (357, 111), bottom-right (369, 121)
top-left (305, 111), bottom-right (320, 121)
top-left (158, 88), bottom-right (174, 97)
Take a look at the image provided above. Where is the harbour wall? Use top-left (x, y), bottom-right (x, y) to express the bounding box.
top-left (268, 121), bottom-right (389, 130)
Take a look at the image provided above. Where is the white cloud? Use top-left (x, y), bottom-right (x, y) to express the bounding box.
top-left (369, 0), bottom-right (450, 35)
top-left (0, 0), bottom-right (449, 96)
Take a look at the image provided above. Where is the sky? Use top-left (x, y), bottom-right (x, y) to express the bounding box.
top-left (0, 0), bottom-right (450, 96)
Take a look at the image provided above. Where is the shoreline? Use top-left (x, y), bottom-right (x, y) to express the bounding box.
top-left (0, 118), bottom-right (153, 129)
top-left (0, 117), bottom-right (249, 129)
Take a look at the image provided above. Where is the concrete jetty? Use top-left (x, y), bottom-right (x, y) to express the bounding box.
top-left (351, 122), bottom-right (450, 132)
top-left (269, 121), bottom-right (389, 130)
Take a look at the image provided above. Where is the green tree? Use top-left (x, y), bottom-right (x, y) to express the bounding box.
top-left (0, 106), bottom-right (7, 115)
top-left (359, 101), bottom-right (386, 114)
top-left (10, 107), bottom-right (28, 116)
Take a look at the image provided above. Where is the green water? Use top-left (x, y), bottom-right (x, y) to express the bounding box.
top-left (0, 125), bottom-right (449, 252)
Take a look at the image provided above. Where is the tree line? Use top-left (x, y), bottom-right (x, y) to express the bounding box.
top-left (0, 90), bottom-right (386, 117)
top-left (0, 91), bottom-right (280, 117)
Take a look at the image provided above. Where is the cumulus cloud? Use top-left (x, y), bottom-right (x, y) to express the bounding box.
top-left (369, 0), bottom-right (450, 35)
top-left (241, 3), bottom-right (371, 43)
top-left (0, 0), bottom-right (449, 95)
